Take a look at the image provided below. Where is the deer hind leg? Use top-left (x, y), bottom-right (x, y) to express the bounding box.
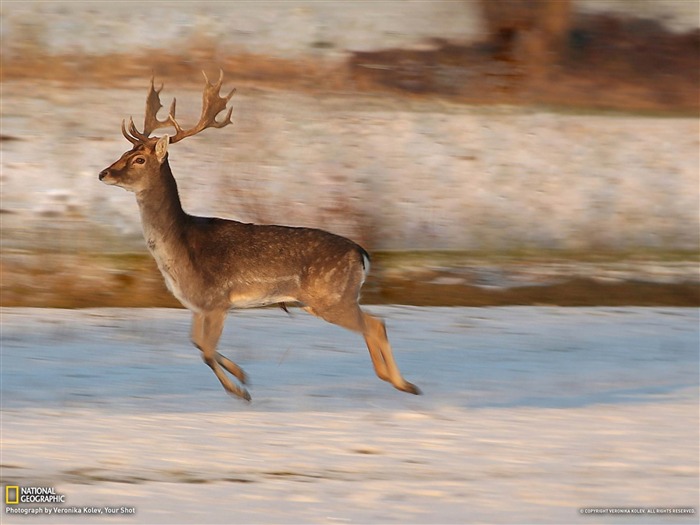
top-left (361, 311), bottom-right (421, 395)
top-left (306, 303), bottom-right (421, 395)
top-left (191, 311), bottom-right (250, 401)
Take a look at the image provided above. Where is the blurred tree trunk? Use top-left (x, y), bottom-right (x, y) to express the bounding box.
top-left (479, 0), bottom-right (572, 79)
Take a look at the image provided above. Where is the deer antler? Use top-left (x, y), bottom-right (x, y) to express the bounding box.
top-left (121, 71), bottom-right (234, 145)
top-left (167, 70), bottom-right (235, 144)
top-left (144, 79), bottom-right (174, 136)
top-left (121, 77), bottom-right (173, 145)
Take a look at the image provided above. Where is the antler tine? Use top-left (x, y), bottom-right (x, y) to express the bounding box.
top-left (211, 106), bottom-right (234, 128)
top-left (210, 69), bottom-right (236, 102)
top-left (121, 119), bottom-right (140, 145)
top-left (120, 116), bottom-right (152, 144)
top-left (201, 69), bottom-right (224, 88)
top-left (127, 117), bottom-right (150, 142)
top-left (167, 99), bottom-right (184, 136)
top-left (168, 98), bottom-right (177, 119)
top-left (168, 70), bottom-right (235, 144)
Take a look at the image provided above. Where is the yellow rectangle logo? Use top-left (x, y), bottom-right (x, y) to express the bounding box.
top-left (5, 486), bottom-right (19, 505)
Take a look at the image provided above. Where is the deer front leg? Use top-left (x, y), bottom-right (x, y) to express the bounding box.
top-left (191, 312), bottom-right (248, 384)
top-left (191, 311), bottom-right (251, 401)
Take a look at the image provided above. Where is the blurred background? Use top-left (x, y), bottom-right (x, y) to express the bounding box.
top-left (1, 0), bottom-right (698, 308)
top-left (1, 4), bottom-right (699, 523)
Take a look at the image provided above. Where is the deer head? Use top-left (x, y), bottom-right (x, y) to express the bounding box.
top-left (99, 70), bottom-right (235, 192)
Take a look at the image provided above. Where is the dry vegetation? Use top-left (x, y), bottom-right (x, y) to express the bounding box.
top-left (1, 251), bottom-right (698, 308)
top-left (1, 10), bottom-right (698, 113)
top-left (349, 9), bottom-right (699, 113)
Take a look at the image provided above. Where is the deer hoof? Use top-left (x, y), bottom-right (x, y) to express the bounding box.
top-left (238, 388), bottom-right (252, 402)
top-left (223, 383), bottom-right (251, 402)
top-left (398, 382), bottom-right (422, 395)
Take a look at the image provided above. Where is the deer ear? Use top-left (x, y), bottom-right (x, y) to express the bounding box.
top-left (155, 135), bottom-right (169, 163)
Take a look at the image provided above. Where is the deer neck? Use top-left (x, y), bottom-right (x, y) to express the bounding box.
top-left (135, 159), bottom-right (188, 247)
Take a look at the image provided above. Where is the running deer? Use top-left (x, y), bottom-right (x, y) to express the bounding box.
top-left (99, 71), bottom-right (420, 400)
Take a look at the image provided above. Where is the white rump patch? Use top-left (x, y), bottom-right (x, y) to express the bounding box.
top-left (360, 252), bottom-right (370, 286)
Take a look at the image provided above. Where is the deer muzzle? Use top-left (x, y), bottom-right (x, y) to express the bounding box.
top-left (98, 168), bottom-right (118, 185)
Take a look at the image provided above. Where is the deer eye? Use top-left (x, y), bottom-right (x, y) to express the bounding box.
top-left (133, 157), bottom-right (146, 165)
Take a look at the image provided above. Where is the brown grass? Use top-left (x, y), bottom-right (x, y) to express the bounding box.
top-left (365, 275), bottom-right (700, 307)
top-left (1, 252), bottom-right (697, 308)
top-left (0, 49), bottom-right (348, 92)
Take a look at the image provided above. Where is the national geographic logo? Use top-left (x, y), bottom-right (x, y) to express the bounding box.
top-left (5, 486), bottom-right (66, 504)
top-left (5, 485), bottom-right (136, 517)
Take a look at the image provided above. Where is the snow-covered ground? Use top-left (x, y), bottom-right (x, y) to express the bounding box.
top-left (2, 80), bottom-right (699, 253)
top-left (1, 306), bottom-right (698, 524)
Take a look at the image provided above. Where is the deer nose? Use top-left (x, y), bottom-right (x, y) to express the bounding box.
top-left (98, 169), bottom-right (109, 180)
